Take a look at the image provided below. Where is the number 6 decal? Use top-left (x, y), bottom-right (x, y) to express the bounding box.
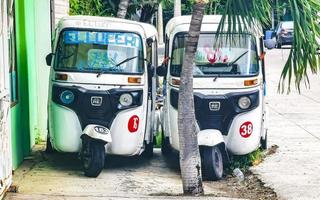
top-left (128, 115), bottom-right (139, 133)
top-left (239, 121), bottom-right (253, 138)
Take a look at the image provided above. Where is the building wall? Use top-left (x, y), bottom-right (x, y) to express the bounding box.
top-left (54, 0), bottom-right (69, 24)
top-left (11, 0), bottom-right (32, 169)
top-left (35, 0), bottom-right (52, 142)
top-left (11, 0), bottom-right (51, 168)
top-left (11, 0), bottom-right (68, 169)
top-left (0, 0), bottom-right (13, 197)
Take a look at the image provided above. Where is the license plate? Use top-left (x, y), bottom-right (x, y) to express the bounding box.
top-left (94, 126), bottom-right (110, 135)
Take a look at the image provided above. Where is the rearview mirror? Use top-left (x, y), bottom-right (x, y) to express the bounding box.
top-left (46, 53), bottom-right (53, 66)
top-left (157, 65), bottom-right (167, 77)
top-left (146, 37), bottom-right (154, 47)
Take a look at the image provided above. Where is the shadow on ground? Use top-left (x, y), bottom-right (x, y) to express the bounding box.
top-left (5, 144), bottom-right (277, 200)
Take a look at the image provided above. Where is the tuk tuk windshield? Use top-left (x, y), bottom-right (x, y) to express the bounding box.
top-left (170, 33), bottom-right (259, 77)
top-left (54, 30), bottom-right (144, 74)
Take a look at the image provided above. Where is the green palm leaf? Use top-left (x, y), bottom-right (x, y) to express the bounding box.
top-left (218, 0), bottom-right (320, 93)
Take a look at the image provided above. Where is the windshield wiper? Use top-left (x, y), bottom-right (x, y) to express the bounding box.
top-left (96, 56), bottom-right (138, 78)
top-left (228, 51), bottom-right (249, 66)
top-left (115, 56), bottom-right (138, 67)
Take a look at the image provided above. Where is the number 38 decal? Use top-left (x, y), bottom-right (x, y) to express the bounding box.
top-left (239, 121), bottom-right (253, 138)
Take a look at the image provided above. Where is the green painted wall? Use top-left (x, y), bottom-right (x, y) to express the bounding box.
top-left (11, 0), bottom-right (31, 169)
top-left (11, 0), bottom-right (51, 169)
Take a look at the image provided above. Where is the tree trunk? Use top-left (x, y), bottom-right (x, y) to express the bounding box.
top-left (178, 1), bottom-right (207, 196)
top-left (174, 0), bottom-right (181, 17)
top-left (157, 3), bottom-right (164, 44)
top-left (117, 0), bottom-right (130, 19)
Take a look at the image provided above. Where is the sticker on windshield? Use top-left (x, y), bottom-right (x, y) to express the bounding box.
top-left (64, 31), bottom-right (142, 49)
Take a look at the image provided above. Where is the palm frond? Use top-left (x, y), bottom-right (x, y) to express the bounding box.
top-left (279, 0), bottom-right (320, 93)
top-left (217, 0), bottom-right (271, 37)
top-left (218, 0), bottom-right (320, 93)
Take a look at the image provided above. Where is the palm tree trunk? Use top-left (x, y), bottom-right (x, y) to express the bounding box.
top-left (178, 0), bottom-right (207, 196)
top-left (157, 3), bottom-right (164, 44)
top-left (174, 0), bottom-right (181, 17)
top-left (117, 0), bottom-right (130, 19)
top-left (209, 1), bottom-right (213, 15)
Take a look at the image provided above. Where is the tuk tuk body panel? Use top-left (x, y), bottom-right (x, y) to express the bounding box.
top-left (48, 16), bottom-right (158, 157)
top-left (164, 86), bottom-right (264, 154)
top-left (49, 102), bottom-right (83, 152)
top-left (224, 106), bottom-right (263, 155)
top-left (106, 106), bottom-right (146, 155)
top-left (162, 15), bottom-right (266, 156)
top-left (48, 80), bottom-right (148, 156)
top-left (52, 71), bottom-right (145, 86)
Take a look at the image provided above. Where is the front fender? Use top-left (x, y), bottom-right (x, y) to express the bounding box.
top-left (82, 124), bottom-right (112, 143)
top-left (197, 129), bottom-right (224, 146)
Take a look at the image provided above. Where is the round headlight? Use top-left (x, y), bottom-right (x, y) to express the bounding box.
top-left (119, 93), bottom-right (133, 107)
top-left (60, 90), bottom-right (75, 104)
top-left (238, 96), bottom-right (251, 109)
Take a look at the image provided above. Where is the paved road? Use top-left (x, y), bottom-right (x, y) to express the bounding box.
top-left (5, 147), bottom-right (251, 200)
top-left (252, 49), bottom-right (320, 200)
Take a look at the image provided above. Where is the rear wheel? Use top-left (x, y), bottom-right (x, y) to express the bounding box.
top-left (142, 137), bottom-right (154, 158)
top-left (276, 41), bottom-right (282, 49)
top-left (161, 131), bottom-right (172, 155)
top-left (45, 135), bottom-right (55, 153)
top-left (201, 146), bottom-right (223, 181)
top-left (261, 130), bottom-right (268, 150)
top-left (81, 136), bottom-right (105, 177)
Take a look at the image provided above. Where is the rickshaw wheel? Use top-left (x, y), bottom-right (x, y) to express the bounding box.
top-left (261, 131), bottom-right (268, 150)
top-left (45, 135), bottom-right (55, 153)
top-left (201, 146), bottom-right (223, 181)
top-left (161, 135), bottom-right (172, 155)
top-left (142, 139), bottom-right (154, 158)
top-left (82, 137), bottom-right (105, 178)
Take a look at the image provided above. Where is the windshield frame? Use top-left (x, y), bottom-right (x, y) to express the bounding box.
top-left (53, 28), bottom-right (145, 75)
top-left (169, 31), bottom-right (260, 78)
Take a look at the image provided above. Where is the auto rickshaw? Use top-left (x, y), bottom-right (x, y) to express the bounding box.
top-left (157, 15), bottom-right (268, 180)
top-left (46, 16), bottom-right (158, 177)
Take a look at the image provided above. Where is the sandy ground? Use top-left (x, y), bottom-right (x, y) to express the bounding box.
top-left (251, 49), bottom-right (320, 200)
top-left (4, 144), bottom-right (277, 200)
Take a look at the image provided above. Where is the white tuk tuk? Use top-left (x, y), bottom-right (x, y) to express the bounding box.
top-left (45, 16), bottom-right (158, 177)
top-left (157, 15), bottom-right (268, 180)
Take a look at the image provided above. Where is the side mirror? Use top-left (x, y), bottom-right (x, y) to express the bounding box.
top-left (146, 37), bottom-right (154, 47)
top-left (157, 65), bottom-right (167, 77)
top-left (264, 39), bottom-right (276, 50)
top-left (46, 53), bottom-right (53, 66)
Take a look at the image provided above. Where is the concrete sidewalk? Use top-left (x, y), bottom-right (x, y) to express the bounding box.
top-left (252, 49), bottom-right (320, 200)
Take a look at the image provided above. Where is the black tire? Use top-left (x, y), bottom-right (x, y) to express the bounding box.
top-left (201, 146), bottom-right (223, 181)
top-left (261, 131), bottom-right (268, 150)
top-left (276, 42), bottom-right (282, 49)
top-left (82, 137), bottom-right (105, 178)
top-left (161, 131), bottom-right (172, 155)
top-left (45, 135), bottom-right (55, 153)
top-left (142, 139), bottom-right (154, 158)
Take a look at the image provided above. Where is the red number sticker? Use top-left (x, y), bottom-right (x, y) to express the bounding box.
top-left (128, 115), bottom-right (139, 133)
top-left (239, 121), bottom-right (253, 138)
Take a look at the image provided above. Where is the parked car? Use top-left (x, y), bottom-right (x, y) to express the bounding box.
top-left (274, 21), bottom-right (294, 48)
